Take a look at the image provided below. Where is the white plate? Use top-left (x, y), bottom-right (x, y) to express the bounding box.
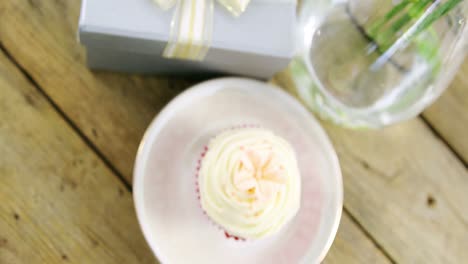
top-left (134, 78), bottom-right (343, 264)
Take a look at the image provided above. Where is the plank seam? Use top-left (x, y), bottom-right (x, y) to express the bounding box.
top-left (343, 207), bottom-right (397, 264)
top-left (0, 42), bottom-right (133, 192)
top-left (420, 115), bottom-right (468, 167)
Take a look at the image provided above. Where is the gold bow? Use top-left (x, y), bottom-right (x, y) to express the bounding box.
top-left (153, 0), bottom-right (250, 60)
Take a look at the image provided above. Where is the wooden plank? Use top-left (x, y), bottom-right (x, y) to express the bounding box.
top-left (324, 215), bottom-right (392, 264)
top-left (323, 120), bottom-right (468, 263)
top-left (0, 0), bottom-right (191, 180)
top-left (0, 52), bottom-right (155, 262)
top-left (0, 0), bottom-right (393, 262)
top-left (274, 72), bottom-right (468, 263)
top-left (423, 59), bottom-right (468, 164)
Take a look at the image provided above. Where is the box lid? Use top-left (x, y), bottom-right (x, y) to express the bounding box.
top-left (79, 0), bottom-right (296, 59)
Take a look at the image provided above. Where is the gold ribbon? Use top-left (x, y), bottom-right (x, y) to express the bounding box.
top-left (153, 0), bottom-right (250, 60)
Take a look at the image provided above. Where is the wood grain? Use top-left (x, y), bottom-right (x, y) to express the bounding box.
top-left (0, 0), bottom-right (392, 263)
top-left (0, 50), bottom-right (155, 263)
top-left (323, 120), bottom-right (468, 263)
top-left (0, 0), bottom-right (192, 180)
top-left (324, 215), bottom-right (392, 264)
top-left (423, 59), bottom-right (468, 164)
top-left (274, 71), bottom-right (468, 263)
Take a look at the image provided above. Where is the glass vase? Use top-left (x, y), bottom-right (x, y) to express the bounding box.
top-left (289, 0), bottom-right (468, 128)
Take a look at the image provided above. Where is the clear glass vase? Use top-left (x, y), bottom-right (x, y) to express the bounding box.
top-left (289, 0), bottom-right (468, 128)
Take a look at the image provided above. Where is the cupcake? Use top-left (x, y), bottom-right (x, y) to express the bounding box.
top-left (198, 128), bottom-right (301, 240)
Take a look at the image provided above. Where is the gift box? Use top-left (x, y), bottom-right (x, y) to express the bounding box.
top-left (78, 0), bottom-right (296, 78)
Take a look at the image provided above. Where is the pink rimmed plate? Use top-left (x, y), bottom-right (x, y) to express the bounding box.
top-left (134, 78), bottom-right (343, 264)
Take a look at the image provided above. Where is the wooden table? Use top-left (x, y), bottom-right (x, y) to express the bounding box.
top-left (0, 1), bottom-right (467, 263)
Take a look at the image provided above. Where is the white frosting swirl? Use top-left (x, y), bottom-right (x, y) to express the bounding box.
top-left (199, 128), bottom-right (301, 239)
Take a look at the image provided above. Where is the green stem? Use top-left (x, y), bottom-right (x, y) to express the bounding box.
top-left (413, 0), bottom-right (463, 36)
top-left (374, 0), bottom-right (433, 51)
top-left (366, 0), bottom-right (462, 53)
top-left (367, 0), bottom-right (413, 36)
